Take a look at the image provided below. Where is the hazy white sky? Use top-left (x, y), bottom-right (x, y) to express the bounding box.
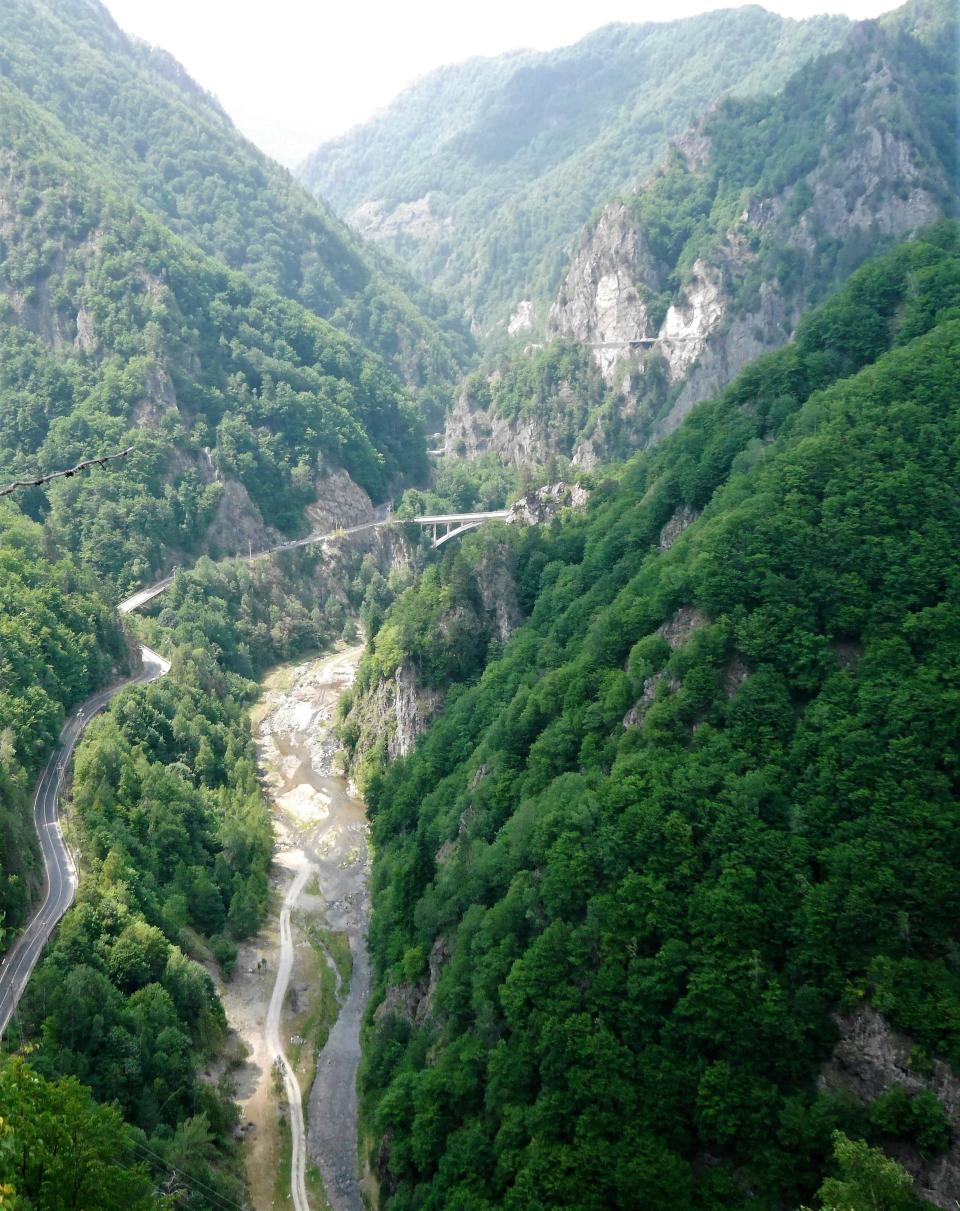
top-left (103, 0), bottom-right (901, 167)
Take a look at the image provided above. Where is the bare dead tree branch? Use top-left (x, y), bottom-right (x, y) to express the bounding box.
top-left (0, 447), bottom-right (133, 498)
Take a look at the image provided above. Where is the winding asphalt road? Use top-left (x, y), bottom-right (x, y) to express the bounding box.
top-left (0, 639), bottom-right (170, 1040)
top-left (0, 506), bottom-right (511, 1202)
top-left (114, 506), bottom-right (511, 615)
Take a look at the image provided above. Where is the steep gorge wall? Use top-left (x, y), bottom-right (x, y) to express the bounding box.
top-left (340, 485), bottom-right (588, 783)
top-left (444, 17), bottom-right (955, 470)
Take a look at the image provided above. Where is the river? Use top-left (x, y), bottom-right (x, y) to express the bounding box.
top-left (217, 645), bottom-right (370, 1211)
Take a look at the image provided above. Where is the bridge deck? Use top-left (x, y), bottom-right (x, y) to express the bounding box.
top-left (411, 510), bottom-right (510, 524)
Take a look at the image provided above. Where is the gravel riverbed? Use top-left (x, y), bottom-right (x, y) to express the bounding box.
top-left (218, 646), bottom-right (370, 1211)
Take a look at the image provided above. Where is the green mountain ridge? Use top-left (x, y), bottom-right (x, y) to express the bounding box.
top-left (0, 69), bottom-right (432, 590)
top-left (346, 226), bottom-right (960, 1208)
top-left (0, 2), bottom-right (957, 1208)
top-left (0, 0), bottom-right (472, 390)
top-left (440, 0), bottom-right (957, 474)
top-left (298, 6), bottom-right (852, 331)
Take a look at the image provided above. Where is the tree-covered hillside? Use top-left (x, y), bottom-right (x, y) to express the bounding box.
top-left (0, 504), bottom-right (125, 952)
top-left (0, 75), bottom-right (433, 591)
top-left (298, 6), bottom-right (850, 331)
top-left (0, 0), bottom-right (471, 390)
top-left (350, 228), bottom-right (960, 1208)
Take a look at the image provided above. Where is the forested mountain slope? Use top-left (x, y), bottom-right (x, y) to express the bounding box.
top-left (0, 0), bottom-right (471, 390)
top-left (442, 0), bottom-right (958, 472)
top-left (298, 6), bottom-right (850, 332)
top-left (0, 506), bottom-right (124, 951)
top-left (349, 228), bottom-right (960, 1208)
top-left (0, 77), bottom-right (430, 591)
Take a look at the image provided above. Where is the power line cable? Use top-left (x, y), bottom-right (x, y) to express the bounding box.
top-left (128, 1139), bottom-right (248, 1211)
top-left (0, 447), bottom-right (133, 497)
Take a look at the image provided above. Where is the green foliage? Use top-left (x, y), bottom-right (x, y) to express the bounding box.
top-left (353, 231), bottom-right (960, 1207)
top-left (399, 453), bottom-right (520, 516)
top-left (868, 1088), bottom-right (950, 1157)
top-left (814, 1131), bottom-right (924, 1211)
top-left (0, 107), bottom-right (429, 587)
top-left (5, 559), bottom-right (280, 1204)
top-left (14, 658), bottom-right (271, 1139)
top-left (0, 505), bottom-right (125, 952)
top-left (0, 0), bottom-right (470, 386)
top-left (623, 9), bottom-right (957, 320)
top-left (300, 7), bottom-right (851, 327)
top-left (0, 1057), bottom-right (159, 1210)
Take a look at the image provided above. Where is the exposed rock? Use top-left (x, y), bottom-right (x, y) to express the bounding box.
top-left (442, 382), bottom-right (563, 466)
top-left (373, 937), bottom-right (450, 1029)
top-left (545, 42), bottom-right (951, 456)
top-left (389, 665), bottom-right (443, 761)
top-left (352, 195), bottom-right (451, 242)
top-left (508, 300), bottom-right (535, 337)
top-left (457, 802), bottom-right (481, 837)
top-left (658, 259), bottom-right (725, 383)
top-left (204, 479), bottom-right (279, 558)
top-left (659, 504), bottom-right (701, 551)
top-left (550, 203), bottom-right (665, 378)
top-left (435, 839), bottom-right (457, 866)
top-left (623, 606), bottom-right (709, 727)
top-left (475, 543), bottom-right (523, 643)
top-left (416, 937), bottom-right (450, 1026)
top-left (132, 364), bottom-right (178, 427)
top-left (722, 655), bottom-right (750, 698)
top-left (305, 468), bottom-right (374, 534)
top-left (623, 671), bottom-right (681, 728)
top-left (506, 481), bottom-right (590, 526)
top-left (374, 981), bottom-right (420, 1027)
top-left (820, 1005), bottom-right (960, 1208)
top-left (75, 306), bottom-right (98, 354)
top-left (657, 605), bottom-right (710, 649)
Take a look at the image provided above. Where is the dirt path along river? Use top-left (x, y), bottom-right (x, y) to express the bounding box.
top-left (218, 646), bottom-right (370, 1211)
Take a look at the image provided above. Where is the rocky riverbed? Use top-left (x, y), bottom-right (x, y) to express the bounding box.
top-left (218, 645), bottom-right (370, 1211)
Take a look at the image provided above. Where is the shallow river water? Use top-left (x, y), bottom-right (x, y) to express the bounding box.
top-left (218, 645), bottom-right (370, 1211)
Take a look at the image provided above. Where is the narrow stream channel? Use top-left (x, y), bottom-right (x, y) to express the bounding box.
top-left (218, 645), bottom-right (370, 1211)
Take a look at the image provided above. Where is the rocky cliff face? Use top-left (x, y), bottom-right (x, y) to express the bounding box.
top-left (549, 205), bottom-right (666, 379)
top-left (549, 33), bottom-right (951, 452)
top-left (341, 541), bottom-right (520, 779)
top-left (443, 34), bottom-right (949, 472)
top-left (821, 1005), bottom-right (960, 1208)
top-left (341, 486), bottom-right (590, 781)
top-left (449, 19), bottom-right (953, 471)
top-left (442, 381), bottom-right (565, 466)
top-left (304, 467), bottom-right (374, 534)
top-left (505, 481), bottom-right (590, 527)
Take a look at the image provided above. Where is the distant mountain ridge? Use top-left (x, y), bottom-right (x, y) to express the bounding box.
top-left (298, 6), bottom-right (852, 332)
top-left (440, 0), bottom-right (958, 470)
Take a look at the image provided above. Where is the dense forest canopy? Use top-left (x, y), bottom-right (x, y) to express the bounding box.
top-left (616, 2), bottom-right (957, 313)
top-left (0, 78), bottom-right (432, 591)
top-left (0, 4), bottom-right (453, 1202)
top-left (349, 228), bottom-right (960, 1208)
top-left (0, 0), bottom-right (958, 1206)
top-left (0, 505), bottom-right (124, 950)
top-left (0, 0), bottom-right (472, 389)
